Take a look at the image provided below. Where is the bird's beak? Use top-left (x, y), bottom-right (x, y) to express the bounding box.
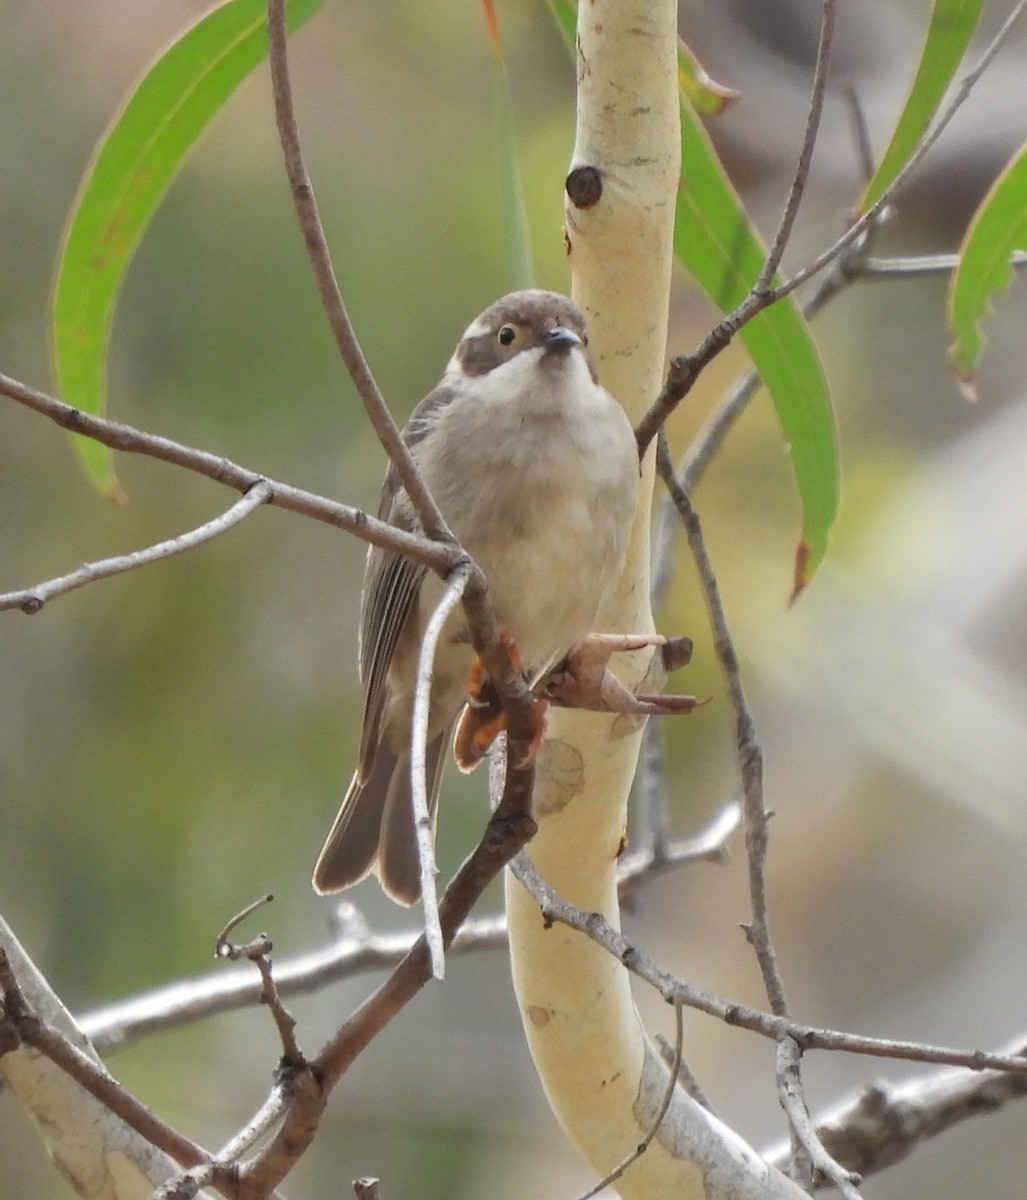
top-left (544, 326), bottom-right (581, 352)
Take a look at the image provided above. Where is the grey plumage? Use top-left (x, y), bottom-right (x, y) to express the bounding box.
top-left (313, 290), bottom-right (639, 904)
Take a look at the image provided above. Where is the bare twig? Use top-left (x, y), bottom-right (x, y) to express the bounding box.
top-left (618, 801), bottom-right (741, 902)
top-left (654, 1031), bottom-right (715, 1112)
top-left (0, 370), bottom-right (454, 578)
top-left (861, 249), bottom-right (1027, 278)
top-left (412, 564), bottom-right (473, 980)
top-left (755, 0), bottom-right (836, 293)
top-left (265, 0), bottom-right (449, 543)
top-left (509, 856), bottom-right (1027, 1076)
top-left (574, 999), bottom-right (686, 1200)
top-left (656, 436), bottom-right (788, 1015)
top-left (78, 913), bottom-right (505, 1053)
top-left (235, 741), bottom-right (539, 1194)
top-left (765, 1038), bottom-right (1027, 1187)
top-left (214, 897), bottom-right (303, 1066)
top-left (777, 1035), bottom-right (863, 1199)
top-left (636, 0), bottom-right (1027, 457)
top-left (0, 481), bottom-right (271, 614)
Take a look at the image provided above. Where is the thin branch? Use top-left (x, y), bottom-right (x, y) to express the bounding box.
top-left (0, 950), bottom-right (210, 1174)
top-left (765, 1038), bottom-right (1027, 1187)
top-left (236, 741), bottom-right (539, 1195)
top-left (636, 0), bottom-right (1027, 457)
top-left (656, 436), bottom-right (788, 1015)
top-left (77, 812), bottom-right (737, 1056)
top-left (574, 998), bottom-right (685, 1200)
top-left (79, 913), bottom-right (507, 1054)
top-left (411, 564), bottom-right (473, 981)
top-left (654, 1030), bottom-right (715, 1113)
top-left (214, 897), bottom-right (302, 1065)
top-left (755, 0), bottom-right (836, 293)
top-left (0, 481), bottom-right (271, 614)
top-left (777, 1035), bottom-right (863, 1199)
top-left (265, 0), bottom-right (449, 543)
top-left (776, 0), bottom-right (1027, 301)
top-left (861, 249), bottom-right (1027, 278)
top-left (618, 801), bottom-right (741, 902)
top-left (0, 370), bottom-right (454, 578)
top-left (509, 856), bottom-right (1027, 1076)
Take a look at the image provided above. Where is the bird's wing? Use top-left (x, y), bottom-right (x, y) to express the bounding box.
top-left (355, 381), bottom-right (462, 781)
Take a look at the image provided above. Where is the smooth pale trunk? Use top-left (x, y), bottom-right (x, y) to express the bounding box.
top-left (504, 5), bottom-right (808, 1197)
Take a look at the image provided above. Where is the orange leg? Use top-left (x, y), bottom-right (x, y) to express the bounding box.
top-left (452, 630), bottom-right (548, 772)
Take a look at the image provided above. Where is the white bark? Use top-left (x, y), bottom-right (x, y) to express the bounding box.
top-left (505, 5), bottom-right (807, 1196)
top-left (0, 916), bottom-right (196, 1199)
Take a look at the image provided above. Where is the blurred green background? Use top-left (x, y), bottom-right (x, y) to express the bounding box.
top-left (3, 1), bottom-right (1027, 1197)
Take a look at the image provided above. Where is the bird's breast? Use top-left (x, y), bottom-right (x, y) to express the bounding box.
top-left (415, 372), bottom-right (638, 674)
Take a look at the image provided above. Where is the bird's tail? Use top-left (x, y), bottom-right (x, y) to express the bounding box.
top-left (312, 730), bottom-right (450, 905)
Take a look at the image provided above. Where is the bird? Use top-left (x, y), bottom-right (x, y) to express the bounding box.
top-left (313, 289), bottom-right (641, 904)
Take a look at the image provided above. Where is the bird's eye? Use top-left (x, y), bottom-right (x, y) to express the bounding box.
top-left (582, 332), bottom-right (590, 347)
top-left (498, 325), bottom-right (517, 346)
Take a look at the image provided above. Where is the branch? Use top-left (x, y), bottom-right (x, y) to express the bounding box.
top-left (635, 0), bottom-right (1027, 457)
top-left (776, 1035), bottom-right (863, 1199)
top-left (0, 481), bottom-right (271, 614)
top-left (265, 0), bottom-right (450, 543)
top-left (77, 807), bottom-right (739, 1056)
top-left (765, 1038), bottom-right (1027, 1187)
top-left (0, 949), bottom-right (210, 1175)
top-left (0, 370), bottom-right (454, 577)
top-left (655, 437), bottom-right (788, 1016)
top-left (510, 856), bottom-right (1027, 1076)
top-left (755, 0), bottom-right (836, 293)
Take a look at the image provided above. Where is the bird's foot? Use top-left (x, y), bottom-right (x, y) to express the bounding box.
top-left (453, 630), bottom-right (548, 772)
top-left (543, 632), bottom-right (706, 716)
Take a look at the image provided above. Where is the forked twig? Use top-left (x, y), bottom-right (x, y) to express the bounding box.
top-left (777, 1035), bottom-right (863, 1199)
top-left (509, 856), bottom-right (1027, 1076)
top-left (636, 0), bottom-right (1027, 456)
top-left (0, 370), bottom-right (453, 577)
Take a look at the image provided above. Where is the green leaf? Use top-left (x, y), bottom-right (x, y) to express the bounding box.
top-left (676, 104), bottom-right (837, 597)
top-left (947, 137), bottom-right (1027, 397)
top-left (860, 0), bottom-right (985, 212)
top-left (676, 38), bottom-right (739, 117)
top-left (51, 0), bottom-right (329, 495)
top-left (481, 0), bottom-right (535, 290)
top-left (548, 0), bottom-right (836, 591)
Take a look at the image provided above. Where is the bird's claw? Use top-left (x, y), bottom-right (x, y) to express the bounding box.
top-left (453, 629), bottom-right (547, 772)
top-left (542, 631), bottom-right (704, 715)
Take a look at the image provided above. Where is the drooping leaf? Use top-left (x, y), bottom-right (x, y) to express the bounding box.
top-left (548, 1), bottom-right (837, 592)
top-left (676, 37), bottom-right (739, 116)
top-left (948, 137), bottom-right (1027, 397)
top-left (861, 0), bottom-right (985, 212)
top-left (481, 0), bottom-right (535, 290)
top-left (51, 0), bottom-right (329, 495)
